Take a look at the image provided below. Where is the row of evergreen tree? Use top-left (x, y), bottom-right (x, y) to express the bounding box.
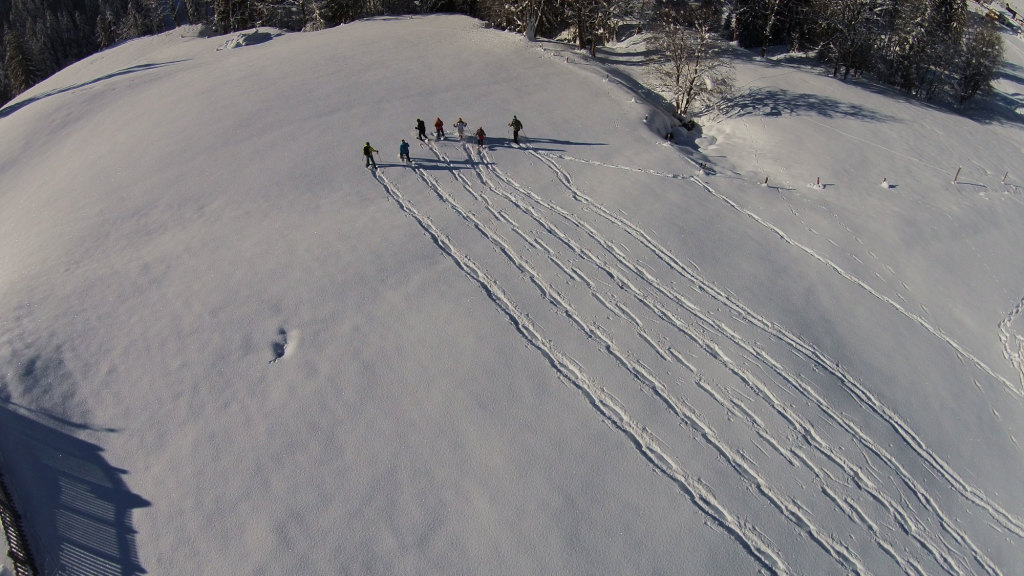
top-left (0, 0), bottom-right (1007, 108)
top-left (482, 0), bottom-right (1006, 106)
top-left (720, 0), bottom-right (1006, 104)
top-left (0, 0), bottom-right (459, 103)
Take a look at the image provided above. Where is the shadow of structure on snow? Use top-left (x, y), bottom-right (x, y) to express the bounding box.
top-left (0, 405), bottom-right (150, 575)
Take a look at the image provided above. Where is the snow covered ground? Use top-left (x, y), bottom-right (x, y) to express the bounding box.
top-left (1, 541), bottom-right (13, 575)
top-left (1, 14), bottom-right (1023, 575)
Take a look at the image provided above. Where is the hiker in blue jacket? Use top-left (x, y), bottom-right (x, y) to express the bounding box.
top-left (399, 139), bottom-right (411, 164)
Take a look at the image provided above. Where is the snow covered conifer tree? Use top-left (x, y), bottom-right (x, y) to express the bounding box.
top-left (118, 0), bottom-right (157, 40)
top-left (757, 0), bottom-right (783, 56)
top-left (214, 0), bottom-right (255, 32)
top-left (953, 14), bottom-right (1003, 104)
top-left (813, 0), bottom-right (881, 80)
top-left (481, 0), bottom-right (547, 40)
top-left (2, 28), bottom-right (35, 95)
top-left (562, 0), bottom-right (613, 56)
top-left (727, 0), bottom-right (787, 56)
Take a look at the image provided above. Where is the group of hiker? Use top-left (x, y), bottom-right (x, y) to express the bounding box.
top-left (363, 115), bottom-right (524, 169)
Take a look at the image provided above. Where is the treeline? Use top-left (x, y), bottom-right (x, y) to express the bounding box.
top-left (719, 0), bottom-right (1005, 104)
top-left (480, 0), bottom-right (1005, 106)
top-left (0, 0), bottom-right (476, 104)
top-left (0, 0), bottom-right (1006, 107)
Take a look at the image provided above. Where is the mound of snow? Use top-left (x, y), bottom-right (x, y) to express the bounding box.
top-left (217, 27), bottom-right (286, 50)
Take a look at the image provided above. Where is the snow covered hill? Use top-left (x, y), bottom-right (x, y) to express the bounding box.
top-left (1, 14), bottom-right (1023, 575)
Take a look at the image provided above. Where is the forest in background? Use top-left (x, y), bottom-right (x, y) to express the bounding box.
top-left (0, 0), bottom-right (1010, 111)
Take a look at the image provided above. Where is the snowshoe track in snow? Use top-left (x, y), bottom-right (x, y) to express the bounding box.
top-left (999, 296), bottom-right (1024, 397)
top-left (540, 151), bottom-right (1024, 400)
top-left (369, 139), bottom-right (1022, 576)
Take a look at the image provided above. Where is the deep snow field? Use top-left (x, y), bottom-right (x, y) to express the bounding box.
top-left (1, 13), bottom-right (1023, 575)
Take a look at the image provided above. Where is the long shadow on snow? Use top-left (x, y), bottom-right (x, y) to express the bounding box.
top-left (0, 60), bottom-right (187, 119)
top-left (393, 155), bottom-right (476, 171)
top-left (591, 53), bottom-right (679, 120)
top-left (594, 46), bottom-right (661, 68)
top-left (720, 87), bottom-right (899, 122)
top-left (0, 404), bottom-right (150, 575)
top-left (965, 92), bottom-right (1024, 125)
top-left (515, 136), bottom-right (605, 147)
top-left (723, 42), bottom-right (1024, 127)
top-left (481, 136), bottom-right (607, 153)
top-left (962, 59), bottom-right (1024, 125)
top-left (999, 60), bottom-right (1024, 86)
top-left (378, 162), bottom-right (471, 171)
top-left (843, 72), bottom-right (1024, 127)
top-left (527, 38), bottom-right (678, 121)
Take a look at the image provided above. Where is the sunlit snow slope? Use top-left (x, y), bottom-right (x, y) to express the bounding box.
top-left (1, 14), bottom-right (1023, 576)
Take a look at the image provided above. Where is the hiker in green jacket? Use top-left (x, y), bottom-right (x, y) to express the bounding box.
top-left (363, 142), bottom-right (378, 168)
top-left (508, 115), bottom-right (523, 144)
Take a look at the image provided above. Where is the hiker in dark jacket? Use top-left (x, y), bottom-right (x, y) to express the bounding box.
top-left (508, 115), bottom-right (523, 144)
top-left (363, 142), bottom-right (378, 168)
top-left (399, 139), bottom-right (411, 164)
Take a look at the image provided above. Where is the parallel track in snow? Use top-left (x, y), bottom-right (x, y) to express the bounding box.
top-left (370, 163), bottom-right (790, 576)
top-left (372, 140), bottom-right (1022, 576)
top-left (540, 151), bottom-right (1024, 400)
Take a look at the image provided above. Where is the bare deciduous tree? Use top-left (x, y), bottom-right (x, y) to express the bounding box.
top-left (651, 15), bottom-right (734, 117)
top-left (813, 0), bottom-right (882, 80)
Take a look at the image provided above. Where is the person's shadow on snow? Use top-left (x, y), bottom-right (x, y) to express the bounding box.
top-left (0, 403), bottom-right (150, 575)
top-left (472, 136), bottom-right (607, 153)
